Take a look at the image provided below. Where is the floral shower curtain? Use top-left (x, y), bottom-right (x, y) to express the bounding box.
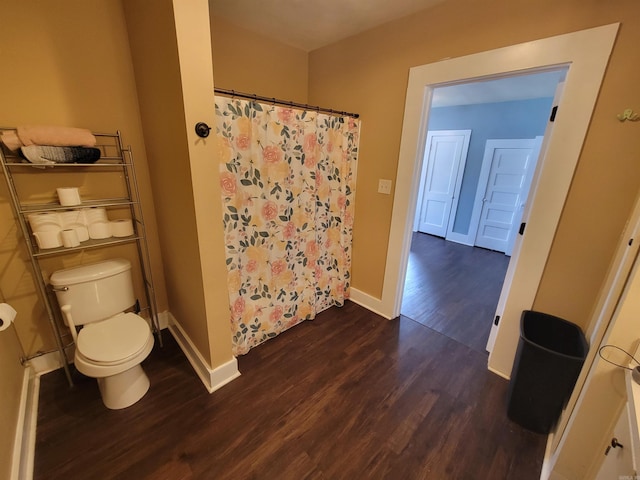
top-left (215, 96), bottom-right (360, 355)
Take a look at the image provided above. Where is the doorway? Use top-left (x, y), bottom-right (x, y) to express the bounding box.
top-left (379, 24), bottom-right (618, 379)
top-left (402, 76), bottom-right (559, 352)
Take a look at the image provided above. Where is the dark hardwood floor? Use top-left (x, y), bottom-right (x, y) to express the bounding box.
top-left (402, 232), bottom-right (510, 353)
top-left (35, 301), bottom-right (546, 480)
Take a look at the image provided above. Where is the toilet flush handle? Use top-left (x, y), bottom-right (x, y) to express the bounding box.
top-left (60, 304), bottom-right (78, 343)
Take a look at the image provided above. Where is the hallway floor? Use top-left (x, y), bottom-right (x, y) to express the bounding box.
top-left (35, 300), bottom-right (546, 479)
top-left (402, 232), bottom-right (510, 353)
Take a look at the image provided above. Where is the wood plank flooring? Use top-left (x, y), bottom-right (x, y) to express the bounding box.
top-left (402, 232), bottom-right (510, 353)
top-left (35, 301), bottom-right (546, 480)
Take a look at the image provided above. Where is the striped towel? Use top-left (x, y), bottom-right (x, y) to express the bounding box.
top-left (20, 145), bottom-right (101, 165)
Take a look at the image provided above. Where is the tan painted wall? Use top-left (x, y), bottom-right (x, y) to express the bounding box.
top-left (0, 323), bottom-right (26, 480)
top-left (174, 0), bottom-right (235, 366)
top-left (124, 0), bottom-right (234, 367)
top-left (308, 0), bottom-right (640, 330)
top-left (211, 16), bottom-right (308, 103)
top-left (0, 0), bottom-right (167, 356)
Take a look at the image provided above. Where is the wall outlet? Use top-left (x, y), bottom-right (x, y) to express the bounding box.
top-left (378, 179), bottom-right (392, 195)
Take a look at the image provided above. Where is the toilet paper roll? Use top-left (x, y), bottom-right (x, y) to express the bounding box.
top-left (28, 212), bottom-right (62, 230)
top-left (82, 207), bottom-right (108, 225)
top-left (59, 209), bottom-right (84, 227)
top-left (33, 229), bottom-right (63, 249)
top-left (0, 303), bottom-right (17, 332)
top-left (73, 225), bottom-right (90, 242)
top-left (56, 187), bottom-right (82, 206)
top-left (110, 219), bottom-right (134, 237)
top-left (88, 221), bottom-right (112, 239)
top-left (61, 228), bottom-right (80, 248)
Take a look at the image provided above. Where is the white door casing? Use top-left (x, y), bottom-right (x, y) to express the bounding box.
top-left (416, 130), bottom-right (471, 237)
top-left (473, 138), bottom-right (542, 254)
top-left (379, 24), bottom-right (619, 379)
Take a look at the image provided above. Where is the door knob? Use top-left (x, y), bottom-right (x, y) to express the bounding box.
top-left (605, 437), bottom-right (624, 455)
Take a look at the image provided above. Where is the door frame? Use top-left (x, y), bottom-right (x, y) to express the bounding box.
top-left (414, 129), bottom-right (471, 238)
top-left (378, 24), bottom-right (619, 378)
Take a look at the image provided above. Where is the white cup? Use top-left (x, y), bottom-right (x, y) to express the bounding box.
top-left (110, 219), bottom-right (134, 237)
top-left (33, 229), bottom-right (62, 249)
top-left (88, 221), bottom-right (112, 239)
top-left (56, 187), bottom-right (82, 206)
top-left (61, 229), bottom-right (80, 248)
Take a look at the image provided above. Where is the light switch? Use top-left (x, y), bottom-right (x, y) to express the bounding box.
top-left (378, 179), bottom-right (392, 195)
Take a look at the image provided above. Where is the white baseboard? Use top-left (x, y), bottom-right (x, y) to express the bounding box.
top-left (157, 310), bottom-right (170, 330)
top-left (540, 432), bottom-right (559, 480)
top-left (28, 352), bottom-right (63, 376)
top-left (166, 312), bottom-right (240, 394)
top-left (445, 232), bottom-right (474, 246)
top-left (487, 364), bottom-right (510, 381)
top-left (11, 366), bottom-right (38, 480)
top-left (348, 288), bottom-right (393, 320)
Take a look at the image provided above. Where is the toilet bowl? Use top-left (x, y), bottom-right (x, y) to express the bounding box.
top-left (74, 312), bottom-right (154, 409)
top-left (50, 259), bottom-right (155, 409)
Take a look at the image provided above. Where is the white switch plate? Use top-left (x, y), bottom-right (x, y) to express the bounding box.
top-left (378, 179), bottom-right (392, 195)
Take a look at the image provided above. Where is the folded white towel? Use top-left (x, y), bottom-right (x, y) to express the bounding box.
top-left (17, 125), bottom-right (96, 148)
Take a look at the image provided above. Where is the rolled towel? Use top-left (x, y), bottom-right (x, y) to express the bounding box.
top-left (1, 131), bottom-right (22, 151)
top-left (20, 145), bottom-right (101, 165)
top-left (17, 126), bottom-right (96, 148)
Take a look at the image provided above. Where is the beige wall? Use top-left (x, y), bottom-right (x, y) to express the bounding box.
top-left (0, 0), bottom-right (167, 356)
top-left (308, 0), bottom-right (640, 330)
top-left (211, 15), bottom-right (308, 103)
top-left (0, 324), bottom-right (26, 480)
top-left (124, 0), bottom-right (234, 367)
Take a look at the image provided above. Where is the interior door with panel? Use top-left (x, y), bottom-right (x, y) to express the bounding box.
top-left (474, 138), bottom-right (540, 254)
top-left (417, 130), bottom-right (471, 237)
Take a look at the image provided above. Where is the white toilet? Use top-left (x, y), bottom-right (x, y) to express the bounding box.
top-left (50, 258), bottom-right (154, 409)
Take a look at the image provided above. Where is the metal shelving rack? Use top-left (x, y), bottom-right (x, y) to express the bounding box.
top-left (0, 129), bottom-right (160, 386)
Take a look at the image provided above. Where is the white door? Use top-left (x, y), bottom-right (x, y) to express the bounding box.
top-left (474, 139), bottom-right (539, 253)
top-left (417, 130), bottom-right (471, 237)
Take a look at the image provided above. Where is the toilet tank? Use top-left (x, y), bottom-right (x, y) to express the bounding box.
top-left (50, 258), bottom-right (136, 326)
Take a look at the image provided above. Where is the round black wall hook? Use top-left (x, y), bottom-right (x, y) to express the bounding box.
top-left (195, 122), bottom-right (211, 138)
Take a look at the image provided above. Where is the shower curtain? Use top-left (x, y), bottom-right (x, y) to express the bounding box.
top-left (215, 96), bottom-right (361, 355)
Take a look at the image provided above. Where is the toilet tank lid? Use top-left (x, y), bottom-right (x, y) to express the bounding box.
top-left (50, 258), bottom-right (131, 286)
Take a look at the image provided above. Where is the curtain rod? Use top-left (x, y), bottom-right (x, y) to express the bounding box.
top-left (214, 88), bottom-right (359, 119)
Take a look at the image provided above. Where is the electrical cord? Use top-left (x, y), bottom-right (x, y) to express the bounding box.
top-left (598, 344), bottom-right (639, 370)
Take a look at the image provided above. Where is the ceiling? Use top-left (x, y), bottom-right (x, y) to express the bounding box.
top-left (431, 70), bottom-right (566, 107)
top-left (210, 0), bottom-right (445, 52)
top-left (210, 0), bottom-right (565, 106)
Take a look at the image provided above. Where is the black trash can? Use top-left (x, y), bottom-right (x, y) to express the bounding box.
top-left (507, 310), bottom-right (588, 434)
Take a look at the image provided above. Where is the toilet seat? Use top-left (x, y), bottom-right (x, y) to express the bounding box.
top-left (77, 312), bottom-right (151, 365)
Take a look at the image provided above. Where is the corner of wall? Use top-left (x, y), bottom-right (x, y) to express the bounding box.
top-left (167, 311), bottom-right (240, 393)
